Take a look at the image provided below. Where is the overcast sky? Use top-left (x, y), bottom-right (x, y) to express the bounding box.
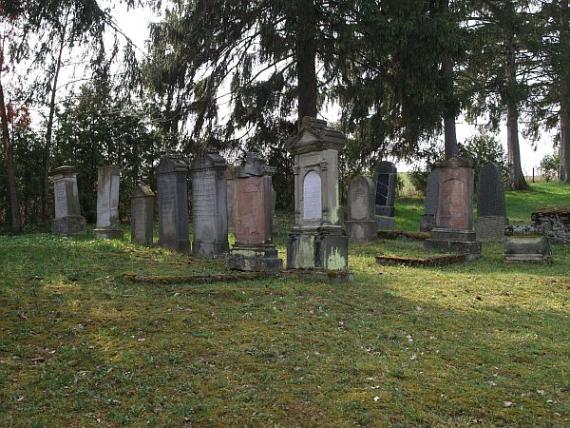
top-left (107, 3), bottom-right (556, 175)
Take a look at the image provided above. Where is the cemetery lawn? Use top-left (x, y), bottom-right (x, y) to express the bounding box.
top-left (0, 183), bottom-right (569, 426)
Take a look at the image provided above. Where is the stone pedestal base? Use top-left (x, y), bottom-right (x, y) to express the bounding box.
top-left (420, 214), bottom-right (435, 232)
top-left (346, 220), bottom-right (377, 242)
top-left (376, 206), bottom-right (395, 217)
top-left (476, 216), bottom-right (506, 242)
top-left (376, 215), bottom-right (395, 231)
top-left (192, 240), bottom-right (229, 258)
top-left (226, 245), bottom-right (282, 272)
top-left (504, 237), bottom-right (552, 264)
top-left (53, 216), bottom-right (86, 235)
top-left (425, 228), bottom-right (481, 259)
top-left (94, 227), bottom-right (122, 240)
top-left (287, 228), bottom-right (348, 271)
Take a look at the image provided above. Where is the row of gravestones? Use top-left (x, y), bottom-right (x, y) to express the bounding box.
top-left (49, 117), bottom-right (355, 272)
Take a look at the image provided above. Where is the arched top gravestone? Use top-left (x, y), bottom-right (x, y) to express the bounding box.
top-left (477, 163), bottom-right (506, 218)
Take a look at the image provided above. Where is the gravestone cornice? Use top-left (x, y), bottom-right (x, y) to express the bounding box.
top-left (286, 117), bottom-right (346, 155)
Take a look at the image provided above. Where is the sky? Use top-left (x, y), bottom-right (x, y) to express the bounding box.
top-left (105, 3), bottom-right (557, 175)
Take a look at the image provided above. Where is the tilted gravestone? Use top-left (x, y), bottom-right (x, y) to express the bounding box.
top-left (425, 157), bottom-right (481, 259)
top-left (95, 166), bottom-right (121, 239)
top-left (226, 152), bottom-right (282, 272)
top-left (157, 154), bottom-right (190, 253)
top-left (420, 168), bottom-right (440, 232)
top-left (49, 165), bottom-right (86, 235)
top-left (286, 117), bottom-right (349, 271)
top-left (190, 150), bottom-right (229, 257)
top-left (374, 161), bottom-right (397, 230)
top-left (131, 184), bottom-right (155, 246)
top-left (345, 176), bottom-right (377, 242)
top-left (476, 163), bottom-right (507, 241)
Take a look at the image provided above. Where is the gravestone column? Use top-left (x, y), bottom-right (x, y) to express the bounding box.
top-left (345, 176), bottom-right (377, 242)
top-left (131, 184), bottom-right (155, 246)
top-left (476, 163), bottom-right (507, 241)
top-left (286, 117), bottom-right (349, 271)
top-left (425, 157), bottom-right (481, 259)
top-left (190, 150), bottom-right (229, 257)
top-left (226, 152), bottom-right (282, 272)
top-left (374, 161), bottom-right (397, 230)
top-left (420, 168), bottom-right (440, 232)
top-left (157, 154), bottom-right (190, 252)
top-left (95, 166), bottom-right (122, 239)
top-left (49, 165), bottom-right (86, 235)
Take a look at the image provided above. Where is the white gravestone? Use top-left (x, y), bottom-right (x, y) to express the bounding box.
top-left (303, 171), bottom-right (322, 220)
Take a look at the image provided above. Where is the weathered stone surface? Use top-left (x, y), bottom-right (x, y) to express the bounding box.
top-left (131, 184), bottom-right (154, 246)
top-left (531, 207), bottom-right (570, 244)
top-left (377, 215), bottom-right (396, 231)
top-left (478, 163), bottom-right (506, 217)
top-left (424, 158), bottom-right (481, 257)
top-left (225, 165), bottom-right (238, 232)
top-left (346, 176), bottom-right (377, 242)
top-left (157, 154), bottom-right (189, 252)
top-left (504, 236), bottom-right (552, 263)
top-left (190, 151), bottom-right (229, 257)
top-left (375, 161), bottom-right (397, 218)
top-left (286, 117), bottom-right (348, 270)
top-left (95, 166), bottom-right (121, 239)
top-left (50, 165), bottom-right (86, 235)
top-left (476, 216), bottom-right (506, 242)
top-left (421, 168), bottom-right (440, 232)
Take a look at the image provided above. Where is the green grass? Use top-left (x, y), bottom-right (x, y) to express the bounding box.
top-left (1, 182), bottom-right (569, 426)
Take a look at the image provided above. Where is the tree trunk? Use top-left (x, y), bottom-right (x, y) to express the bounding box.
top-left (505, 33), bottom-right (529, 191)
top-left (559, 0), bottom-right (570, 182)
top-left (41, 15), bottom-right (68, 220)
top-left (296, 0), bottom-right (318, 124)
top-left (439, 0), bottom-right (459, 158)
top-left (0, 78), bottom-right (21, 232)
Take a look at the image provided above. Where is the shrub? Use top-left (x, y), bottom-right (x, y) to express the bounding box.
top-left (540, 154), bottom-right (560, 182)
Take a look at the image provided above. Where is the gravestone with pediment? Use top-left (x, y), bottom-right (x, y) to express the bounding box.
top-left (157, 154), bottom-right (190, 252)
top-left (476, 163), bottom-right (507, 241)
top-left (131, 184), bottom-right (155, 246)
top-left (425, 157), bottom-right (481, 259)
top-left (190, 150), bottom-right (229, 257)
top-left (50, 165), bottom-right (86, 235)
top-left (226, 152), bottom-right (282, 272)
top-left (286, 117), bottom-right (349, 271)
top-left (420, 168), bottom-right (440, 232)
top-left (345, 176), bottom-right (377, 242)
top-left (95, 166), bottom-right (122, 239)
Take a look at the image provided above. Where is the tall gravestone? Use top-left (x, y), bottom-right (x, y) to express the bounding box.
top-left (225, 165), bottom-right (238, 232)
top-left (226, 153), bottom-right (282, 272)
top-left (420, 168), bottom-right (440, 232)
top-left (345, 176), bottom-right (377, 242)
top-left (131, 184), bottom-right (155, 246)
top-left (49, 165), bottom-right (86, 235)
top-left (425, 157), bottom-right (481, 259)
top-left (286, 117), bottom-right (349, 271)
top-left (94, 166), bottom-right (121, 239)
top-left (476, 163), bottom-right (507, 241)
top-left (190, 150), bottom-right (229, 257)
top-left (157, 154), bottom-right (189, 252)
top-left (375, 161), bottom-right (397, 230)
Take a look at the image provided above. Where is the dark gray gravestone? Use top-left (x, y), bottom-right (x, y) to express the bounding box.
top-left (420, 168), bottom-right (440, 232)
top-left (157, 155), bottom-right (190, 252)
top-left (190, 150), bottom-right (229, 257)
top-left (375, 161), bottom-right (397, 217)
top-left (478, 163), bottom-right (506, 217)
top-left (131, 184), bottom-right (155, 246)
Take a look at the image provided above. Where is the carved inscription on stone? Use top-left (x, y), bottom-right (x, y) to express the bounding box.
top-left (303, 171), bottom-right (322, 220)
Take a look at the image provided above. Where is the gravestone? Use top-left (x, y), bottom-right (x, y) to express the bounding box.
top-left (157, 154), bottom-right (190, 252)
top-left (286, 117), bottom-right (349, 271)
top-left (425, 157), bottom-right (481, 259)
top-left (94, 166), bottom-right (121, 239)
top-left (476, 163), bottom-right (507, 241)
top-left (345, 176), bottom-right (377, 242)
top-left (226, 153), bottom-right (282, 272)
top-left (190, 150), bottom-right (229, 257)
top-left (49, 165), bottom-right (86, 235)
top-left (505, 236), bottom-right (552, 264)
top-left (420, 168), bottom-right (440, 232)
top-left (225, 165), bottom-right (238, 232)
top-left (131, 184), bottom-right (155, 246)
